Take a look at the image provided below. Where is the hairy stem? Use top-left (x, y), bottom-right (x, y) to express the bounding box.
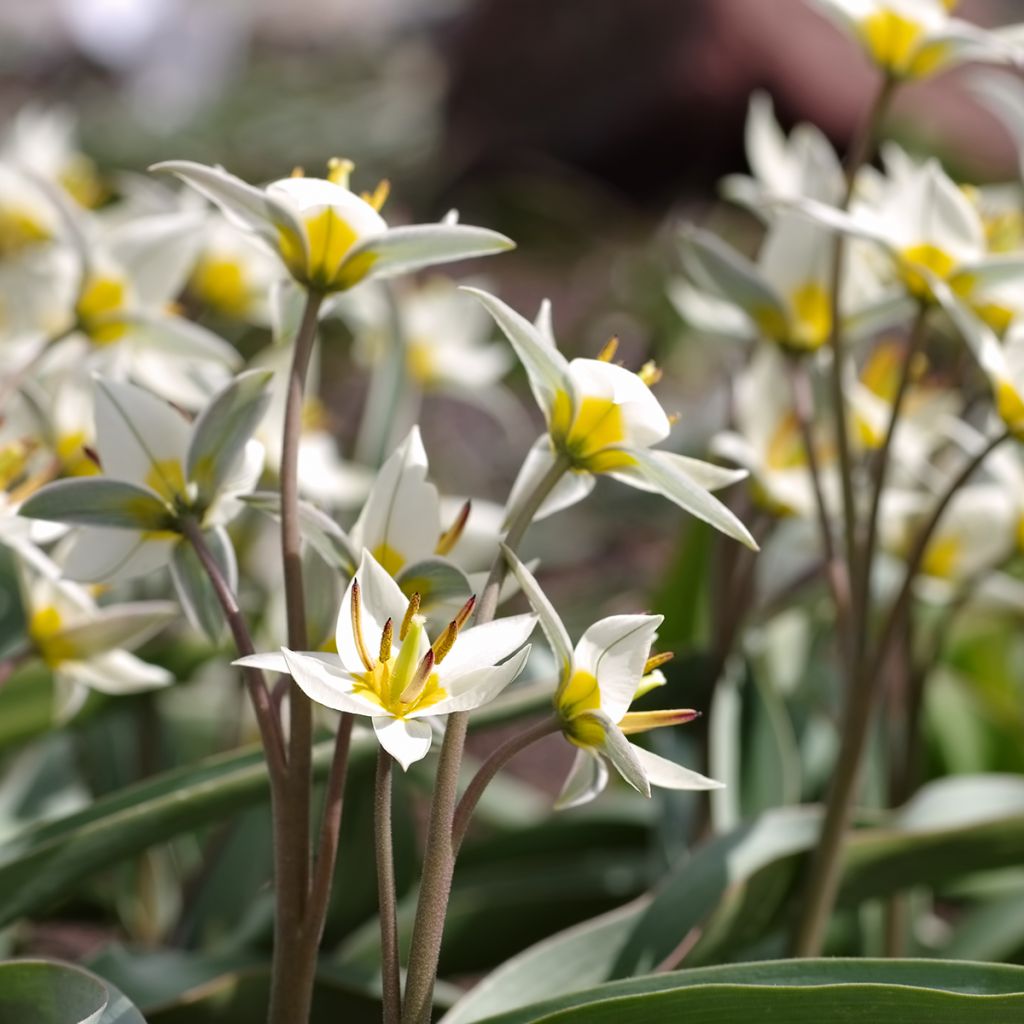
top-left (402, 453), bottom-right (570, 1024)
top-left (451, 716), bottom-right (562, 853)
top-left (375, 748), bottom-right (402, 1024)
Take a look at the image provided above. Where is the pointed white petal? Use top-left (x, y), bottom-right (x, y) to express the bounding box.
top-left (336, 551), bottom-right (412, 675)
top-left (631, 745), bottom-right (723, 791)
top-left (68, 650), bottom-right (174, 695)
top-left (61, 528), bottom-right (175, 583)
top-left (373, 716), bottom-right (433, 770)
top-left (281, 648), bottom-right (379, 716)
top-left (501, 545), bottom-right (574, 681)
top-left (612, 450), bottom-right (746, 495)
top-left (105, 211), bottom-right (204, 305)
top-left (435, 613), bottom-right (537, 679)
top-left (589, 713), bottom-right (650, 797)
top-left (574, 614), bottom-right (662, 724)
top-left (53, 601), bottom-right (177, 659)
top-left (554, 749), bottom-right (609, 810)
top-left (423, 645), bottom-right (531, 717)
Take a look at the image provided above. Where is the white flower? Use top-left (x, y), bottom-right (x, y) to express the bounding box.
top-left (811, 0), bottom-right (1006, 80)
top-left (151, 159), bottom-right (514, 294)
top-left (503, 547), bottom-right (720, 808)
top-left (237, 551), bottom-right (536, 769)
top-left (467, 290), bottom-right (754, 547)
top-left (19, 563), bottom-right (175, 721)
top-left (20, 372), bottom-right (269, 583)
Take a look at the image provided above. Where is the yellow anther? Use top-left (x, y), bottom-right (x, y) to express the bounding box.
top-left (400, 592), bottom-right (421, 642)
top-left (327, 157), bottom-right (354, 187)
top-left (596, 336), bottom-right (619, 363)
top-left (436, 499), bottom-right (471, 557)
top-left (399, 649), bottom-right (435, 705)
top-left (361, 179), bottom-right (390, 212)
top-left (638, 360), bottom-right (662, 387)
top-left (431, 620), bottom-right (459, 665)
top-left (290, 166), bottom-right (305, 178)
top-left (643, 651), bottom-right (674, 674)
top-left (379, 617), bottom-right (394, 664)
top-left (350, 579), bottom-right (376, 672)
top-left (619, 708), bottom-right (699, 735)
top-left (667, 412), bottom-right (681, 426)
top-left (454, 594), bottom-right (476, 630)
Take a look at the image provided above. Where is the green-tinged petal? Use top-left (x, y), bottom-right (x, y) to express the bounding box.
top-left (49, 601), bottom-right (178, 660)
top-left (584, 711), bottom-right (650, 797)
top-left (397, 558), bottom-right (472, 612)
top-left (20, 479), bottom-right (173, 531)
top-left (680, 226), bottom-right (787, 326)
top-left (170, 528), bottom-right (237, 641)
top-left (62, 527), bottom-right (176, 584)
top-left (465, 288), bottom-right (571, 420)
top-left (340, 223), bottom-right (514, 290)
top-left (186, 369), bottom-right (273, 507)
top-left (554, 749), bottom-right (610, 810)
top-left (631, 744), bottom-right (723, 791)
top-left (418, 645), bottom-right (531, 718)
top-left (242, 491), bottom-right (359, 572)
top-left (614, 446), bottom-right (758, 550)
top-left (501, 544), bottom-right (574, 682)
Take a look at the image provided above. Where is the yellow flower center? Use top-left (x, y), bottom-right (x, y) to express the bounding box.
top-left (29, 606), bottom-right (77, 667)
top-left (765, 412), bottom-right (807, 471)
top-left (59, 156), bottom-right (105, 209)
top-left (278, 208), bottom-right (378, 293)
top-left (788, 281), bottom-right (832, 351)
top-left (0, 204), bottom-right (51, 258)
top-left (191, 255), bottom-right (249, 317)
top-left (858, 9), bottom-right (948, 77)
top-left (57, 432), bottom-right (100, 477)
top-left (371, 543), bottom-right (406, 577)
top-left (920, 534), bottom-right (960, 579)
top-left (406, 339), bottom-right (436, 384)
top-left (557, 669), bottom-right (601, 719)
top-left (144, 458), bottom-right (187, 505)
top-left (76, 275), bottom-right (131, 346)
top-left (899, 243), bottom-right (957, 299)
top-left (549, 391), bottom-right (636, 473)
top-left (995, 378), bottom-right (1024, 438)
top-left (351, 654), bottom-right (448, 718)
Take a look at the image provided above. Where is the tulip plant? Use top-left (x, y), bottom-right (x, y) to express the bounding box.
top-left (8, 2), bottom-right (1024, 1022)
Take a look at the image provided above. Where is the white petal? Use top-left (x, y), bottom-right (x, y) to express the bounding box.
top-left (505, 437), bottom-right (593, 524)
top-left (436, 613), bottom-right (537, 679)
top-left (464, 288), bottom-right (570, 419)
top-left (554, 749), bottom-right (609, 810)
top-left (565, 359), bottom-right (671, 450)
top-left (615, 446), bottom-right (758, 550)
top-left (423, 645), bottom-right (531, 717)
top-left (590, 714), bottom-right (650, 797)
top-left (68, 650), bottom-right (174, 695)
top-left (233, 649), bottom-right (342, 674)
top-left (61, 527), bottom-right (175, 583)
top-left (611, 450), bottom-right (746, 495)
top-left (373, 716), bottom-right (433, 770)
top-left (105, 211), bottom-right (204, 306)
top-left (574, 614), bottom-right (662, 724)
top-left (631, 745), bottom-right (723, 791)
top-left (93, 376), bottom-right (191, 491)
top-left (350, 425), bottom-right (440, 570)
top-left (336, 551), bottom-right (412, 675)
top-left (53, 601), bottom-right (177, 659)
top-left (281, 648), bottom-right (379, 716)
top-left (501, 545), bottom-right (574, 680)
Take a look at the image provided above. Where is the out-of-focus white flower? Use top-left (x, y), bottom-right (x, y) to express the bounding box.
top-left (811, 0), bottom-right (1009, 80)
top-left (468, 290), bottom-right (755, 548)
top-left (504, 547), bottom-right (719, 808)
top-left (19, 564), bottom-right (175, 721)
top-left (237, 551), bottom-right (535, 770)
top-left (152, 159), bottom-right (514, 295)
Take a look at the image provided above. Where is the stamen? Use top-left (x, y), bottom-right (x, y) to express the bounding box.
top-left (327, 157), bottom-right (354, 187)
top-left (400, 592), bottom-right (421, 641)
top-left (597, 336), bottom-right (619, 363)
top-left (350, 579), bottom-right (376, 672)
top-left (637, 360), bottom-right (662, 387)
top-left (431, 620), bottom-right (459, 665)
top-left (361, 179), bottom-right (390, 211)
top-left (290, 166), bottom-right (305, 178)
top-left (454, 594), bottom-right (476, 630)
top-left (619, 708), bottom-right (699, 735)
top-left (643, 651), bottom-right (674, 674)
top-left (379, 617), bottom-right (394, 664)
top-left (667, 412), bottom-right (680, 426)
top-left (400, 649), bottom-right (435, 704)
top-left (436, 499), bottom-right (471, 556)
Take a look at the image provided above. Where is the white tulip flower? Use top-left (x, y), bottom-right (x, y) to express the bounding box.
top-left (237, 551), bottom-right (536, 769)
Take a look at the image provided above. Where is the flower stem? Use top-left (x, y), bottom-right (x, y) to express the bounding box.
top-left (789, 428), bottom-right (1010, 957)
top-left (272, 288), bottom-right (325, 1024)
top-left (402, 452), bottom-right (569, 1024)
top-left (451, 716), bottom-right (562, 853)
top-left (375, 747), bottom-right (402, 1024)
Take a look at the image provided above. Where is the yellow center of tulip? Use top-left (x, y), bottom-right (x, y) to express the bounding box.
top-left (549, 392), bottom-right (636, 473)
top-left (191, 255), bottom-right (249, 317)
top-left (144, 458), bottom-right (188, 505)
top-left (920, 534), bottom-right (960, 579)
top-left (788, 282), bottom-right (832, 351)
top-left (0, 204), bottom-right (51, 258)
top-left (899, 244), bottom-right (957, 299)
top-left (57, 432), bottom-right (100, 477)
top-left (995, 379), bottom-right (1024, 438)
top-left (29, 606), bottom-right (76, 667)
top-left (76, 275), bottom-right (131, 346)
top-left (858, 10), bottom-right (949, 78)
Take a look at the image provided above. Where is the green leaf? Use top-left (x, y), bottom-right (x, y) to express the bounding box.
top-left (186, 369), bottom-right (272, 505)
top-left (169, 528), bottom-right (237, 641)
top-left (465, 959), bottom-right (1024, 1024)
top-left (19, 479), bottom-right (172, 531)
top-left (0, 958), bottom-right (145, 1023)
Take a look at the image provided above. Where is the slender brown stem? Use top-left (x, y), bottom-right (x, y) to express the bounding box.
top-left (270, 288), bottom-right (324, 1024)
top-left (789, 428), bottom-right (1010, 956)
top-left (451, 716), bottom-right (561, 853)
top-left (402, 454), bottom-right (569, 1024)
top-left (857, 303), bottom-right (928, 657)
top-left (181, 519), bottom-right (285, 774)
top-left (375, 748), bottom-right (402, 1024)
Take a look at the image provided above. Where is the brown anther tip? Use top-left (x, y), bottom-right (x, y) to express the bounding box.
top-left (83, 445), bottom-right (102, 469)
top-left (290, 165), bottom-right (305, 178)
